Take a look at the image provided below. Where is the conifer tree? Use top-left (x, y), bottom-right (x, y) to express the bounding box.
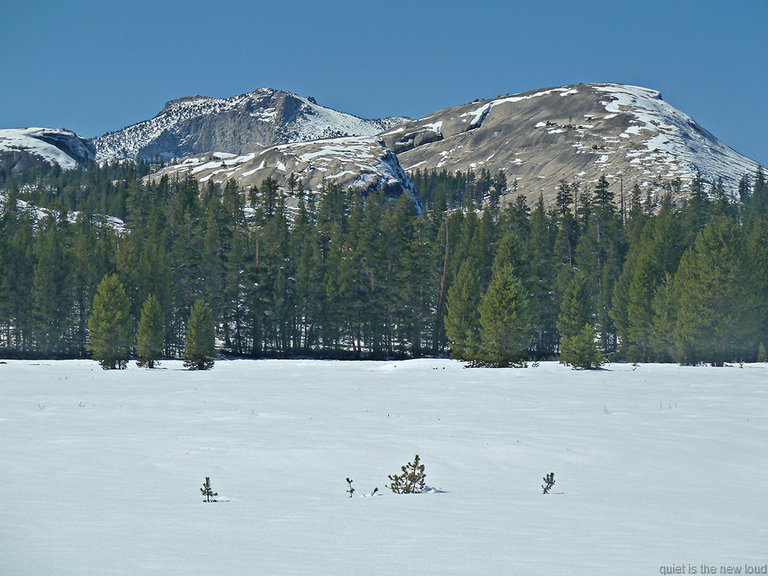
top-left (1, 206), bottom-right (35, 350)
top-left (649, 274), bottom-right (678, 362)
top-left (445, 259), bottom-right (482, 360)
top-left (613, 197), bottom-right (686, 361)
top-left (560, 323), bottom-right (603, 369)
top-left (477, 264), bottom-right (532, 366)
top-left (557, 271), bottom-right (593, 341)
top-left (387, 454), bottom-right (426, 494)
top-left (184, 299), bottom-right (215, 370)
top-left (526, 195), bottom-right (558, 356)
top-left (32, 215), bottom-right (72, 354)
top-left (593, 175), bottom-right (614, 214)
top-left (672, 216), bottom-right (756, 365)
top-left (88, 274), bottom-right (133, 370)
top-left (745, 219), bottom-right (768, 357)
top-left (136, 294), bottom-right (164, 368)
top-left (200, 476), bottom-right (218, 502)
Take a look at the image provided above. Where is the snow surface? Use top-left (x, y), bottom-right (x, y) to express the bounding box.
top-left (593, 84), bottom-right (760, 187)
top-left (2, 359), bottom-right (767, 575)
top-left (0, 128), bottom-right (81, 169)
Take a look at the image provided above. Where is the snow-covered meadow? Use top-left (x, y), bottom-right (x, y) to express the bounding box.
top-left (2, 359), bottom-right (767, 575)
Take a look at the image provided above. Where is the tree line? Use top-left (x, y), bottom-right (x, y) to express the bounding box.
top-left (1, 163), bottom-right (767, 366)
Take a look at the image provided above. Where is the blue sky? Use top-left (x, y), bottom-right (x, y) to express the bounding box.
top-left (2, 0), bottom-right (767, 164)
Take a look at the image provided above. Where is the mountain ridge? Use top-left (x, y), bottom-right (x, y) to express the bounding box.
top-left (2, 83), bottom-right (763, 207)
top-left (92, 88), bottom-right (409, 164)
top-left (384, 82), bottom-right (761, 203)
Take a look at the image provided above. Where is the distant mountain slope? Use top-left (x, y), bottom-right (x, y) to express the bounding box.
top-left (382, 83), bottom-right (761, 202)
top-left (0, 128), bottom-right (95, 171)
top-left (4, 83), bottom-right (760, 208)
top-left (93, 88), bottom-right (408, 164)
top-left (147, 136), bottom-right (416, 199)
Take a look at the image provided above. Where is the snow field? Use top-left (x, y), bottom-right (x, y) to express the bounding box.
top-left (1, 359), bottom-right (767, 575)
top-left (0, 128), bottom-right (80, 169)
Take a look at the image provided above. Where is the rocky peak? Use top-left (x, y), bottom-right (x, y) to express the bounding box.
top-left (383, 82), bottom-right (760, 204)
top-left (93, 88), bottom-right (409, 164)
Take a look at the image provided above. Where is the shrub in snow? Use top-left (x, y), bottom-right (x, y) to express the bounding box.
top-left (542, 472), bottom-right (555, 494)
top-left (387, 454), bottom-right (426, 494)
top-left (346, 477), bottom-right (355, 498)
top-left (758, 343), bottom-right (767, 363)
top-left (200, 476), bottom-right (218, 502)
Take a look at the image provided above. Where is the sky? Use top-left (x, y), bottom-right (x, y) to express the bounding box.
top-left (1, 0), bottom-right (767, 164)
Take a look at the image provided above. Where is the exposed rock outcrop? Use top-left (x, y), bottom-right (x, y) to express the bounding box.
top-left (146, 136), bottom-right (416, 199)
top-left (94, 88), bottom-right (408, 164)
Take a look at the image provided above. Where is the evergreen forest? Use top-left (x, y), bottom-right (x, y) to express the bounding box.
top-left (1, 162), bottom-right (767, 367)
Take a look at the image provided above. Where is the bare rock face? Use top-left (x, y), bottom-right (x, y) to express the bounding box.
top-left (0, 128), bottom-right (95, 171)
top-left (381, 83), bottom-right (761, 204)
top-left (146, 136), bottom-right (416, 199)
top-left (93, 88), bottom-right (408, 164)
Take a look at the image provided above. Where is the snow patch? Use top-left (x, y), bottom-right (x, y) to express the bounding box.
top-left (0, 128), bottom-right (83, 170)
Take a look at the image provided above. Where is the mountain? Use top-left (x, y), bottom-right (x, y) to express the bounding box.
top-left (3, 84), bottom-right (761, 207)
top-left (147, 136), bottom-right (417, 199)
top-left (93, 88), bottom-right (408, 164)
top-left (382, 83), bottom-right (761, 203)
top-left (0, 128), bottom-right (95, 171)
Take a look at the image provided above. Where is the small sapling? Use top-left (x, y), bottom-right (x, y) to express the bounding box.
top-left (542, 472), bottom-right (555, 494)
top-left (200, 476), bottom-right (218, 502)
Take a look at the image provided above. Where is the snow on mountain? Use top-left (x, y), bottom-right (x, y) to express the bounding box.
top-left (383, 83), bottom-right (762, 204)
top-left (147, 136), bottom-right (417, 202)
top-left (0, 127), bottom-right (95, 170)
top-left (7, 83), bottom-right (757, 209)
top-left (93, 88), bottom-right (408, 164)
top-left (591, 83), bottom-right (758, 187)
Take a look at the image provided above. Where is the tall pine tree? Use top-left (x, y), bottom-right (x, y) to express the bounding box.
top-left (136, 294), bottom-right (164, 368)
top-left (184, 299), bottom-right (215, 370)
top-left (88, 274), bottom-right (133, 369)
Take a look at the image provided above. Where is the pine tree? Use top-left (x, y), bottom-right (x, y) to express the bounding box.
top-left (560, 323), bottom-right (603, 369)
top-left (477, 264), bottom-right (532, 366)
top-left (649, 274), bottom-right (678, 363)
top-left (593, 175), bottom-right (613, 214)
top-left (557, 271), bottom-right (593, 342)
top-left (136, 294), bottom-right (164, 368)
top-left (200, 476), bottom-right (218, 502)
top-left (31, 215), bottom-right (72, 355)
top-left (88, 274), bottom-right (133, 370)
top-left (526, 195), bottom-right (558, 357)
top-left (387, 454), bottom-right (426, 494)
top-left (745, 219), bottom-right (768, 360)
top-left (672, 216), bottom-right (756, 366)
top-left (184, 299), bottom-right (215, 370)
top-left (1, 205), bottom-right (35, 351)
top-left (613, 198), bottom-right (686, 361)
top-left (444, 259), bottom-right (482, 360)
